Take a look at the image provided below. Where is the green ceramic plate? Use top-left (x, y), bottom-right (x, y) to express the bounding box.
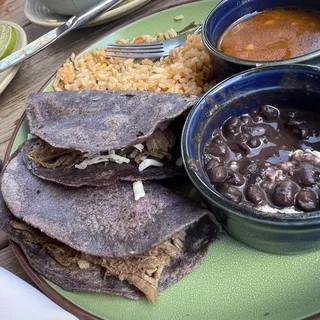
top-left (9, 1), bottom-right (320, 319)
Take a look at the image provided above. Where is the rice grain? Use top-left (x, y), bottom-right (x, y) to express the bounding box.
top-left (54, 34), bottom-right (215, 96)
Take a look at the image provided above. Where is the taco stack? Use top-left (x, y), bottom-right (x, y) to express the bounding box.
top-left (0, 90), bottom-right (220, 302)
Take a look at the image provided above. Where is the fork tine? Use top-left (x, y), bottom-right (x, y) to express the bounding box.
top-left (104, 30), bottom-right (195, 60)
top-left (106, 42), bottom-right (164, 49)
top-left (106, 47), bottom-right (164, 53)
top-left (106, 53), bottom-right (162, 59)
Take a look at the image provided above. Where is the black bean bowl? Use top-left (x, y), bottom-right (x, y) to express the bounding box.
top-left (181, 64), bottom-right (320, 255)
top-left (202, 0), bottom-right (320, 80)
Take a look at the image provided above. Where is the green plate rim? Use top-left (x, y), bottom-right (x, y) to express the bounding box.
top-left (5, 1), bottom-right (320, 319)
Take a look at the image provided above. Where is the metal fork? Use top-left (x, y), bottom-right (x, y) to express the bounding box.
top-left (105, 25), bottom-right (202, 59)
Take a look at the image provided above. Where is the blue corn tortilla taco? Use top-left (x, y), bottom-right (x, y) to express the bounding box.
top-left (24, 90), bottom-right (198, 187)
top-left (0, 149), bottom-right (220, 302)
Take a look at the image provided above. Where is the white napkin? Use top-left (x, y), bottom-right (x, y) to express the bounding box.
top-left (0, 267), bottom-right (79, 320)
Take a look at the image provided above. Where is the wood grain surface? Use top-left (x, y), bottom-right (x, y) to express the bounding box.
top-left (0, 246), bottom-right (32, 283)
top-left (0, 0), bottom-right (29, 26)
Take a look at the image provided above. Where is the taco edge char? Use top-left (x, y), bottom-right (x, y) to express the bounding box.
top-left (24, 90), bottom-right (199, 187)
top-left (0, 149), bottom-right (220, 302)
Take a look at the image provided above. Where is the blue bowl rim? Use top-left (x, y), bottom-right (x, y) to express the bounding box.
top-left (202, 0), bottom-right (320, 66)
top-left (182, 64), bottom-right (320, 227)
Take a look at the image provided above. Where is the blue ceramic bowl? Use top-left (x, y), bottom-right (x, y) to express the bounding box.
top-left (202, 0), bottom-right (320, 80)
top-left (181, 64), bottom-right (320, 255)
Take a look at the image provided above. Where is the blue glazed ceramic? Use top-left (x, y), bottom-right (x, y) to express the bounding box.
top-left (181, 64), bottom-right (320, 255)
top-left (202, 0), bottom-right (320, 80)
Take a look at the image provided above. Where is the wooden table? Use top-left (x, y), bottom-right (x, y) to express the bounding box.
top-left (0, 0), bottom-right (198, 284)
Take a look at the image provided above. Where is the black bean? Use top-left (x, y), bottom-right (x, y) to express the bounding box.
top-left (247, 137), bottom-right (261, 148)
top-left (291, 160), bottom-right (300, 168)
top-left (205, 139), bottom-right (228, 157)
top-left (219, 184), bottom-right (243, 203)
top-left (296, 189), bottom-right (318, 212)
top-left (213, 137), bottom-right (224, 144)
top-left (229, 143), bottom-right (247, 155)
top-left (252, 115), bottom-right (264, 123)
top-left (240, 161), bottom-right (258, 175)
top-left (246, 185), bottom-right (266, 205)
top-left (260, 180), bottom-right (275, 195)
top-left (279, 162), bottom-right (294, 175)
top-left (272, 180), bottom-right (300, 207)
top-left (292, 124), bottom-right (309, 139)
top-left (207, 166), bottom-right (228, 184)
top-left (284, 111), bottom-right (296, 120)
top-left (287, 119), bottom-right (300, 126)
top-left (205, 158), bottom-right (221, 171)
top-left (227, 172), bottom-right (246, 186)
top-left (261, 105), bottom-right (280, 119)
top-left (299, 127), bottom-right (308, 140)
top-left (240, 116), bottom-right (252, 124)
top-left (287, 120), bottom-right (309, 140)
top-left (238, 133), bottom-right (251, 142)
top-left (295, 164), bottom-right (316, 186)
top-left (243, 124), bottom-right (267, 137)
top-left (222, 117), bottom-right (242, 136)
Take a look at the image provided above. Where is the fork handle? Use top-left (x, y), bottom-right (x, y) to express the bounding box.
top-left (193, 25), bottom-right (202, 35)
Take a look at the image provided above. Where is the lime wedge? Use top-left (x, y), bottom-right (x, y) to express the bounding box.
top-left (0, 24), bottom-right (17, 60)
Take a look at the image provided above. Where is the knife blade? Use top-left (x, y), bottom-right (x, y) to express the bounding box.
top-left (0, 0), bottom-right (124, 73)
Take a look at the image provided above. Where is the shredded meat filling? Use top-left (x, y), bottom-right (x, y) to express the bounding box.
top-left (28, 124), bottom-right (177, 170)
top-left (11, 220), bottom-right (80, 267)
top-left (28, 140), bottom-right (82, 169)
top-left (146, 129), bottom-right (174, 155)
top-left (100, 231), bottom-right (184, 302)
top-left (11, 220), bottom-right (185, 302)
top-left (134, 128), bottom-right (176, 164)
